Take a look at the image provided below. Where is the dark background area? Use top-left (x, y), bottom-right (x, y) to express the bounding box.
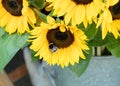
top-left (5, 49), bottom-right (33, 86)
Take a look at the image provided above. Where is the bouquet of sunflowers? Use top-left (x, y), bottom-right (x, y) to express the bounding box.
top-left (0, 0), bottom-right (120, 76)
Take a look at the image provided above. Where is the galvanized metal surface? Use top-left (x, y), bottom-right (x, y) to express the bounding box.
top-left (23, 48), bottom-right (120, 86)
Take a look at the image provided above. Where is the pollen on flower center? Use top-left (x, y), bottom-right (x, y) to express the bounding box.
top-left (109, 1), bottom-right (120, 19)
top-left (47, 27), bottom-right (74, 48)
top-left (2, 0), bottom-right (23, 16)
top-left (72, 0), bottom-right (93, 5)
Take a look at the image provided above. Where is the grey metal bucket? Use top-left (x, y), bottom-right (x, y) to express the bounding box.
top-left (23, 48), bottom-right (120, 86)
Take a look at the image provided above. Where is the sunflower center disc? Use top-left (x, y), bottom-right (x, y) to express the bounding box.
top-left (55, 31), bottom-right (68, 41)
top-left (72, 0), bottom-right (93, 5)
top-left (2, 0), bottom-right (23, 16)
top-left (47, 28), bottom-right (74, 48)
top-left (109, 1), bottom-right (120, 19)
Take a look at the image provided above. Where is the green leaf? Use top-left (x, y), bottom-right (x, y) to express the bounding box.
top-left (34, 9), bottom-right (47, 23)
top-left (78, 23), bottom-right (97, 40)
top-left (68, 46), bottom-right (92, 77)
top-left (29, 0), bottom-right (45, 9)
top-left (85, 23), bottom-right (98, 40)
top-left (106, 34), bottom-right (120, 57)
top-left (30, 50), bottom-right (39, 62)
top-left (34, 0), bottom-right (45, 9)
top-left (88, 29), bottom-right (108, 46)
top-left (0, 32), bottom-right (29, 71)
top-left (0, 28), bottom-right (5, 37)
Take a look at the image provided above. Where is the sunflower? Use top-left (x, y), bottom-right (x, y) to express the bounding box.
top-left (46, 0), bottom-right (103, 27)
top-left (0, 0), bottom-right (36, 34)
top-left (29, 16), bottom-right (89, 68)
top-left (97, 0), bottom-right (119, 39)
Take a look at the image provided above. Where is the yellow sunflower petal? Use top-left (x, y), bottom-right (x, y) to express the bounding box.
top-left (75, 5), bottom-right (85, 25)
top-left (0, 13), bottom-right (10, 27)
top-left (0, 0), bottom-right (36, 34)
top-left (29, 16), bottom-right (89, 68)
top-left (5, 17), bottom-right (18, 34)
top-left (109, 0), bottom-right (119, 6)
top-left (48, 0), bottom-right (103, 26)
top-left (47, 16), bottom-right (55, 24)
top-left (27, 8), bottom-right (36, 24)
